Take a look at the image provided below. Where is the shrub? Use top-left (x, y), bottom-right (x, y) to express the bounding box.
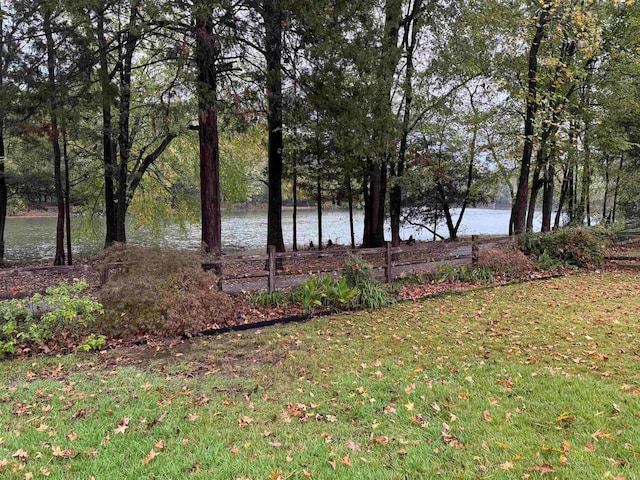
top-left (293, 275), bottom-right (358, 314)
top-left (519, 227), bottom-right (611, 268)
top-left (342, 255), bottom-right (392, 309)
top-left (343, 254), bottom-right (377, 288)
top-left (0, 280), bottom-right (103, 357)
top-left (478, 245), bottom-right (534, 278)
top-left (96, 244), bottom-right (236, 337)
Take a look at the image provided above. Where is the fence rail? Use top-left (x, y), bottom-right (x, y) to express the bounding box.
top-left (98, 236), bottom-right (494, 293)
top-left (204, 236), bottom-right (483, 293)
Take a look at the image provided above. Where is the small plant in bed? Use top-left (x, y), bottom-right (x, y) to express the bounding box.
top-left (0, 280), bottom-right (104, 357)
top-left (293, 275), bottom-right (359, 314)
top-left (250, 291), bottom-right (289, 308)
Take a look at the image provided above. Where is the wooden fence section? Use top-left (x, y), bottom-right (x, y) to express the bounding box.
top-left (207, 235), bottom-right (498, 293)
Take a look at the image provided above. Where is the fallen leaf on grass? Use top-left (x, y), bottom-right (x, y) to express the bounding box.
top-left (527, 463), bottom-right (555, 474)
top-left (238, 416), bottom-right (253, 428)
top-left (499, 461), bottom-right (514, 470)
top-left (340, 454), bottom-right (352, 467)
top-left (482, 411), bottom-right (492, 422)
top-left (51, 446), bottom-right (72, 458)
top-left (346, 440), bottom-right (361, 452)
top-left (143, 449), bottom-right (159, 464)
top-left (12, 449), bottom-right (28, 462)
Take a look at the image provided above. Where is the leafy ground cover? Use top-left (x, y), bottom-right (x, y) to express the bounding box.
top-left (0, 271), bottom-right (639, 479)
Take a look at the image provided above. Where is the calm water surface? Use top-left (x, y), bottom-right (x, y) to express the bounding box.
top-left (4, 208), bottom-right (537, 262)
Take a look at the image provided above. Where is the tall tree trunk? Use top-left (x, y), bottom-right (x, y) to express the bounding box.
top-left (316, 172), bottom-right (322, 250)
top-left (0, 114), bottom-right (6, 265)
top-left (63, 132), bottom-right (72, 265)
top-left (362, 160), bottom-right (387, 247)
top-left (526, 158), bottom-right (543, 232)
top-left (513, 6), bottom-right (551, 234)
top-left (436, 182), bottom-right (457, 240)
top-left (541, 161), bottom-right (554, 232)
top-left (363, 0), bottom-right (401, 248)
top-left (262, 0), bottom-right (285, 254)
top-left (612, 154), bottom-right (623, 224)
top-left (578, 126), bottom-right (592, 226)
top-left (97, 8), bottom-right (117, 248)
top-left (554, 165), bottom-right (570, 229)
top-left (602, 155), bottom-right (610, 223)
top-left (195, 10), bottom-right (222, 258)
top-left (347, 176), bottom-right (355, 248)
top-left (292, 155), bottom-right (298, 251)
top-left (0, 16), bottom-right (6, 265)
top-left (391, 0), bottom-right (422, 249)
top-left (115, 1), bottom-right (140, 244)
top-left (44, 9), bottom-right (65, 266)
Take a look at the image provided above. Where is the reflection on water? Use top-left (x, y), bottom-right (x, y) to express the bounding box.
top-left (4, 208), bottom-right (534, 262)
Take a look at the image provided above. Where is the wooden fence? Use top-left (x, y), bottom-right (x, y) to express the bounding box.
top-left (200, 236), bottom-right (483, 293)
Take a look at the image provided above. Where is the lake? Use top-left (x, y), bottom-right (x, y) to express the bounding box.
top-left (3, 207), bottom-right (535, 263)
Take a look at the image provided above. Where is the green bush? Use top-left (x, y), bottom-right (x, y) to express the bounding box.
top-left (0, 280), bottom-right (104, 357)
top-left (536, 251), bottom-right (574, 271)
top-left (519, 227), bottom-right (611, 268)
top-left (294, 275), bottom-right (359, 314)
top-left (343, 254), bottom-right (377, 288)
top-left (342, 255), bottom-right (392, 309)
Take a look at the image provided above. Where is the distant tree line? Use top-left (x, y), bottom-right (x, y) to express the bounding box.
top-left (1, 0), bottom-right (639, 264)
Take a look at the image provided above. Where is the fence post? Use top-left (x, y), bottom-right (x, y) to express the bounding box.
top-left (268, 245), bottom-right (276, 293)
top-left (472, 235), bottom-right (479, 265)
top-left (386, 242), bottom-right (392, 283)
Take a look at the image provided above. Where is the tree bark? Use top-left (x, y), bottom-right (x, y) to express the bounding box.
top-left (115, 0), bottom-right (140, 243)
top-left (391, 0), bottom-right (422, 249)
top-left (526, 157), bottom-right (543, 232)
top-left (363, 160), bottom-right (387, 247)
top-left (292, 155), bottom-right (298, 251)
top-left (512, 5), bottom-right (551, 234)
top-left (63, 132), bottom-right (72, 264)
top-left (612, 154), bottom-right (623, 224)
top-left (0, 114), bottom-right (6, 264)
top-left (96, 7), bottom-right (117, 248)
top-left (363, 0), bottom-right (402, 248)
top-left (347, 176), bottom-right (355, 248)
top-left (602, 155), bottom-right (610, 223)
top-left (541, 161), bottom-right (554, 232)
top-left (195, 11), bottom-right (222, 258)
top-left (44, 9), bottom-right (65, 266)
top-left (262, 0), bottom-right (285, 254)
top-left (0, 16), bottom-right (6, 264)
top-left (554, 165), bottom-right (569, 229)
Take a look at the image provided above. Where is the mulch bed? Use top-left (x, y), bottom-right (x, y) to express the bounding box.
top-left (2, 238), bottom-right (635, 358)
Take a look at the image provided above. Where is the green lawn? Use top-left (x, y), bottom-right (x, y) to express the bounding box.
top-left (1, 272), bottom-right (639, 479)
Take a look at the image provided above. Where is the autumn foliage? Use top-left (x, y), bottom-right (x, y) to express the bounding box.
top-left (95, 244), bottom-right (235, 338)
